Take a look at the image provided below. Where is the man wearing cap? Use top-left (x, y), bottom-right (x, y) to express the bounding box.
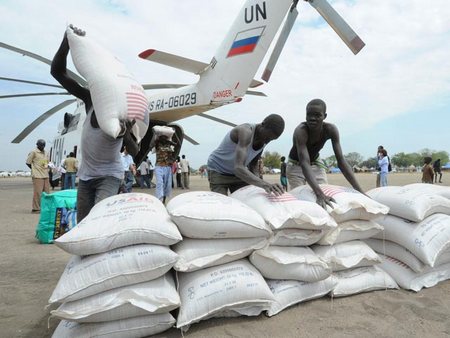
top-left (26, 139), bottom-right (50, 213)
top-left (207, 114), bottom-right (285, 196)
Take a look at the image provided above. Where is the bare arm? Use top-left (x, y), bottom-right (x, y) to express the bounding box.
top-left (50, 30), bottom-right (90, 105)
top-left (294, 126), bottom-right (334, 208)
top-left (330, 125), bottom-right (364, 193)
top-left (232, 125), bottom-right (283, 195)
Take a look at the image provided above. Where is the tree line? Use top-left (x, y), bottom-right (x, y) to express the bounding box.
top-left (262, 149), bottom-right (449, 170)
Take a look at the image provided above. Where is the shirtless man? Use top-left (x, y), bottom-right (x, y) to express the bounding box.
top-left (207, 114), bottom-right (285, 196)
top-left (286, 99), bottom-right (364, 208)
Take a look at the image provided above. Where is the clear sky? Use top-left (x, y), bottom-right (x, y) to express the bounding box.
top-left (1, 0), bottom-right (449, 171)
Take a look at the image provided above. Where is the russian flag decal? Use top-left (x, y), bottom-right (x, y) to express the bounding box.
top-left (227, 26), bottom-right (265, 57)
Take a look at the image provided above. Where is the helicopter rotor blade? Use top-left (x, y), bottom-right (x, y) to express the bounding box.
top-left (0, 42), bottom-right (87, 85)
top-left (262, 3), bottom-right (299, 82)
top-left (0, 92), bottom-right (70, 99)
top-left (198, 113), bottom-right (237, 127)
top-left (307, 0), bottom-right (365, 55)
top-left (11, 99), bottom-right (76, 144)
top-left (183, 133), bottom-right (200, 145)
top-left (0, 76), bottom-right (64, 89)
top-left (142, 83), bottom-right (187, 90)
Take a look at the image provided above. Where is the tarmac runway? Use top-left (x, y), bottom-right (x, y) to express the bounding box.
top-left (0, 173), bottom-right (449, 338)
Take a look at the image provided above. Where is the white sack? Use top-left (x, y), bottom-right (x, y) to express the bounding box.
top-left (330, 266), bottom-right (398, 297)
top-left (55, 193), bottom-right (182, 255)
top-left (250, 246), bottom-right (331, 282)
top-left (173, 237), bottom-right (268, 272)
top-left (363, 238), bottom-right (426, 273)
top-left (270, 229), bottom-right (324, 247)
top-left (405, 183), bottom-right (450, 199)
top-left (317, 219), bottom-right (383, 245)
top-left (153, 125), bottom-right (175, 139)
top-left (51, 274), bottom-right (180, 323)
top-left (52, 313), bottom-right (175, 338)
top-left (266, 277), bottom-right (337, 316)
top-left (312, 240), bottom-right (381, 272)
top-left (66, 27), bottom-right (149, 141)
top-left (49, 244), bottom-right (178, 304)
top-left (290, 184), bottom-right (389, 223)
top-left (367, 186), bottom-right (450, 222)
top-left (167, 191), bottom-right (271, 239)
top-left (378, 254), bottom-right (450, 292)
top-left (176, 259), bottom-right (275, 330)
top-left (231, 185), bottom-right (336, 230)
top-left (373, 213), bottom-right (450, 267)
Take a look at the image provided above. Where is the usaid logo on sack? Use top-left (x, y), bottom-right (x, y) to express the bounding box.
top-left (105, 194), bottom-right (155, 207)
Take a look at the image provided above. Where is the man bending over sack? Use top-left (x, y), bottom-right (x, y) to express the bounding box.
top-left (51, 25), bottom-right (139, 222)
top-left (286, 99), bottom-right (364, 209)
top-left (207, 114), bottom-right (285, 196)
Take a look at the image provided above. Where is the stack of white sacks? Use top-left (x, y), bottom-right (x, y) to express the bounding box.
top-left (365, 183), bottom-right (450, 292)
top-left (49, 193), bottom-right (183, 338)
top-left (231, 185), bottom-right (339, 316)
top-left (166, 191), bottom-right (275, 331)
top-left (47, 183), bottom-right (450, 335)
top-left (288, 185), bottom-right (398, 298)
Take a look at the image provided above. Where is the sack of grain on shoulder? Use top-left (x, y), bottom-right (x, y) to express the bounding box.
top-left (66, 26), bottom-right (149, 142)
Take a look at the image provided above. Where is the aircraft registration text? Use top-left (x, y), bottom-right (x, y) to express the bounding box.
top-left (149, 92), bottom-right (197, 111)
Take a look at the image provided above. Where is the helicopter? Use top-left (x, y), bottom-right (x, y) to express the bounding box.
top-left (0, 0), bottom-right (365, 176)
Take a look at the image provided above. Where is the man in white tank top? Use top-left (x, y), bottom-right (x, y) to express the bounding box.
top-left (207, 114), bottom-right (285, 196)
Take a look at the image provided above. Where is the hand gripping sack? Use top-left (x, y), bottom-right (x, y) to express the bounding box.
top-left (231, 185), bottom-right (337, 230)
top-left (66, 27), bottom-right (149, 142)
top-left (290, 184), bottom-right (389, 223)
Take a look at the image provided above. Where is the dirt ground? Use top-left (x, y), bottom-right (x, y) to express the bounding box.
top-left (0, 173), bottom-right (449, 338)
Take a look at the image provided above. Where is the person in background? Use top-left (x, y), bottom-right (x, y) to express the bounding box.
top-left (257, 157), bottom-right (264, 179)
top-left (59, 157), bottom-right (67, 190)
top-left (280, 156), bottom-right (288, 192)
top-left (138, 156), bottom-right (151, 188)
top-left (51, 25), bottom-right (138, 222)
top-left (175, 156), bottom-right (182, 188)
top-left (377, 149), bottom-right (389, 187)
top-left (375, 145), bottom-right (384, 187)
top-left (433, 158), bottom-right (443, 183)
top-left (180, 154), bottom-right (190, 189)
top-left (286, 99), bottom-right (365, 208)
top-left (121, 146), bottom-right (135, 193)
top-left (207, 114), bottom-right (285, 196)
top-left (26, 139), bottom-right (50, 213)
top-left (63, 152), bottom-right (78, 189)
top-left (422, 156), bottom-right (434, 184)
top-left (150, 133), bottom-right (177, 204)
top-left (148, 158), bottom-right (155, 187)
